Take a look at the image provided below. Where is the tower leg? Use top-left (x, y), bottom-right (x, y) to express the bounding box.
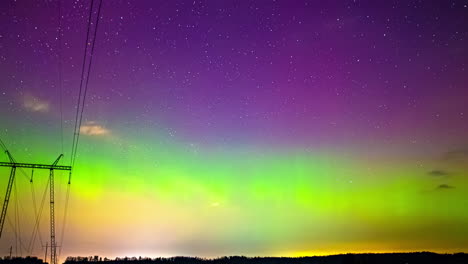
top-left (0, 167), bottom-right (16, 238)
top-left (50, 169), bottom-right (56, 264)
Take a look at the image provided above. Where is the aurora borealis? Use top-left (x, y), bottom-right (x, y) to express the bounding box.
top-left (1, 0), bottom-right (468, 261)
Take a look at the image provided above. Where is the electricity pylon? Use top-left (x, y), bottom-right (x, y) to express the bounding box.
top-left (0, 151), bottom-right (71, 264)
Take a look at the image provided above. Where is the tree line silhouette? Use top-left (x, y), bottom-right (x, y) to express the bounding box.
top-left (0, 252), bottom-right (466, 264)
top-left (62, 253), bottom-right (468, 264)
top-left (0, 256), bottom-right (45, 264)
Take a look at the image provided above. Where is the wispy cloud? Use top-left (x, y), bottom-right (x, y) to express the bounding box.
top-left (442, 147), bottom-right (468, 162)
top-left (80, 121), bottom-right (110, 136)
top-left (427, 170), bottom-right (450, 177)
top-left (23, 94), bottom-right (49, 113)
top-left (437, 184), bottom-right (455, 190)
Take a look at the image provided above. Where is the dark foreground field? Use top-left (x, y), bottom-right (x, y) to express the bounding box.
top-left (1, 253), bottom-right (467, 264)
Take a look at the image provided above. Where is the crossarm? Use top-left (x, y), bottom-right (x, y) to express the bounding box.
top-left (0, 162), bottom-right (71, 171)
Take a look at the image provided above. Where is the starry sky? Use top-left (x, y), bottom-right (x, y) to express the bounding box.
top-left (1, 0), bottom-right (468, 261)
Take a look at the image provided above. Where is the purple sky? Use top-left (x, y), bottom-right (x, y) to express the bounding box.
top-left (1, 0), bottom-right (467, 149)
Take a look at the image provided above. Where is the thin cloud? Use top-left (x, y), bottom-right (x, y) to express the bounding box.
top-left (442, 147), bottom-right (468, 162)
top-left (23, 94), bottom-right (49, 113)
top-left (437, 184), bottom-right (455, 190)
top-left (427, 170), bottom-right (450, 177)
top-left (80, 121), bottom-right (110, 136)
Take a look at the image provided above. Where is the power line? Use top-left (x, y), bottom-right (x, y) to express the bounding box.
top-left (58, 0), bottom-right (64, 155)
top-left (0, 137), bottom-right (8, 152)
top-left (28, 172), bottom-right (44, 252)
top-left (1, 0), bottom-right (103, 261)
top-left (0, 2), bottom-right (86, 262)
top-left (0, 137), bottom-right (47, 256)
top-left (71, 0), bottom-right (103, 168)
top-left (28, 177), bottom-right (50, 256)
top-left (59, 1), bottom-right (103, 259)
top-left (70, 0), bottom-right (96, 167)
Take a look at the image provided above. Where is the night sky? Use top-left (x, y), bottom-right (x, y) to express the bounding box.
top-left (1, 0), bottom-right (468, 261)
